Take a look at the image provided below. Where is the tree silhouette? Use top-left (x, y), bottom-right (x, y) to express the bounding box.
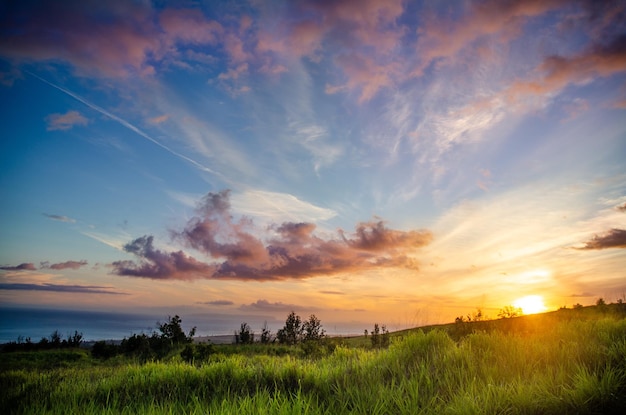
top-left (302, 314), bottom-right (325, 341)
top-left (235, 322), bottom-right (254, 344)
top-left (277, 311), bottom-right (303, 345)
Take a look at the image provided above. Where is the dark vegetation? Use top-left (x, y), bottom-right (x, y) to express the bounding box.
top-left (1, 301), bottom-right (625, 414)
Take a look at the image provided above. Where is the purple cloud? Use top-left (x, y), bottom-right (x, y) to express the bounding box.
top-left (111, 235), bottom-right (216, 280)
top-left (41, 260), bottom-right (88, 270)
top-left (111, 190), bottom-right (432, 281)
top-left (0, 282), bottom-right (126, 295)
top-left (201, 300), bottom-right (235, 306)
top-left (240, 299), bottom-right (318, 312)
top-left (578, 229), bottom-right (626, 250)
top-left (0, 263), bottom-right (37, 271)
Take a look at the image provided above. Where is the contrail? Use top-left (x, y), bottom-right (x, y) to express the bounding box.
top-left (27, 71), bottom-right (224, 178)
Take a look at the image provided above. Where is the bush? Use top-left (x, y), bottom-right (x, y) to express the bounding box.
top-left (91, 341), bottom-right (119, 359)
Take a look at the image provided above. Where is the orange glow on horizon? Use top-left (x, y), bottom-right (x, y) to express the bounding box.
top-left (514, 295), bottom-right (547, 315)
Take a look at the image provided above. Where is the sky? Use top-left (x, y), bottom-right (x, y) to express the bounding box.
top-left (1, 0), bottom-right (625, 336)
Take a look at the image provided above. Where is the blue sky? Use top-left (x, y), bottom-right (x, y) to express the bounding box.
top-left (1, 0), bottom-right (625, 334)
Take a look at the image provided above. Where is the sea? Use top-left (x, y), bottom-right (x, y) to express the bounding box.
top-left (0, 307), bottom-right (369, 344)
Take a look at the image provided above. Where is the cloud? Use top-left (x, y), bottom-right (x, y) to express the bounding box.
top-left (577, 229), bottom-right (626, 250)
top-left (255, 0), bottom-right (406, 102)
top-left (0, 263), bottom-right (37, 271)
top-left (111, 235), bottom-right (216, 280)
top-left (0, 1), bottom-right (161, 78)
top-left (413, 0), bottom-right (568, 76)
top-left (201, 300), bottom-right (234, 306)
top-left (111, 189), bottom-right (432, 281)
top-left (149, 114), bottom-right (170, 124)
top-left (505, 34), bottom-right (626, 105)
top-left (239, 299), bottom-right (314, 312)
top-left (45, 110), bottom-right (89, 131)
top-left (616, 203), bottom-right (626, 212)
top-left (41, 260), bottom-right (88, 270)
top-left (43, 213), bottom-right (76, 223)
top-left (0, 282), bottom-right (126, 295)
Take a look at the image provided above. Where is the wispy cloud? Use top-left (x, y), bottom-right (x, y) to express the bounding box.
top-left (40, 260), bottom-right (88, 270)
top-left (43, 213), bottom-right (76, 223)
top-left (231, 190), bottom-right (337, 224)
top-left (240, 299), bottom-right (318, 313)
top-left (45, 110), bottom-right (88, 131)
top-left (201, 300), bottom-right (234, 306)
top-left (148, 114), bottom-right (170, 124)
top-left (111, 189), bottom-right (432, 281)
top-left (0, 282), bottom-right (126, 295)
top-left (0, 263), bottom-right (36, 271)
top-left (28, 72), bottom-right (223, 178)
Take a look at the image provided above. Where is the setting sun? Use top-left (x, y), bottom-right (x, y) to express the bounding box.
top-left (513, 295), bottom-right (547, 315)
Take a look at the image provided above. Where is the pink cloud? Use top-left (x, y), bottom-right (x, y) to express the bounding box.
top-left (414, 0), bottom-right (568, 75)
top-left (41, 260), bottom-right (88, 270)
top-left (45, 110), bottom-right (89, 131)
top-left (149, 114), bottom-right (170, 124)
top-left (112, 190), bottom-right (432, 281)
top-left (504, 34), bottom-right (626, 106)
top-left (158, 8), bottom-right (223, 45)
top-left (334, 54), bottom-right (397, 103)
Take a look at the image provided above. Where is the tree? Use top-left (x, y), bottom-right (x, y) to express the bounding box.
top-left (277, 311), bottom-right (303, 345)
top-left (158, 315), bottom-right (196, 345)
top-left (302, 314), bottom-right (325, 342)
top-left (260, 321), bottom-right (272, 344)
top-left (235, 322), bottom-right (254, 344)
top-left (498, 305), bottom-right (522, 319)
top-left (371, 323), bottom-right (389, 348)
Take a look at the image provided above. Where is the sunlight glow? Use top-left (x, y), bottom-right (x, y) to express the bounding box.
top-left (513, 295), bottom-right (547, 315)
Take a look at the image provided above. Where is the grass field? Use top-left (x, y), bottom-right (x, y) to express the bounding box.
top-left (2, 305), bottom-right (625, 414)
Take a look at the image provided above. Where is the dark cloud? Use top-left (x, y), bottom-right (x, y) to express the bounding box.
top-left (112, 190), bottom-right (432, 281)
top-left (111, 235), bottom-right (215, 280)
top-left (43, 213), bottom-right (76, 223)
top-left (617, 203), bottom-right (626, 212)
top-left (41, 260), bottom-right (88, 270)
top-left (578, 229), bottom-right (626, 250)
top-left (202, 300), bottom-right (235, 306)
top-left (0, 263), bottom-right (36, 271)
top-left (570, 292), bottom-right (594, 297)
top-left (239, 299), bottom-right (318, 312)
top-left (320, 290), bottom-right (345, 295)
top-left (0, 283), bottom-right (127, 295)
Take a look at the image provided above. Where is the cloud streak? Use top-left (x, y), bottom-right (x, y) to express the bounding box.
top-left (41, 260), bottom-right (88, 270)
top-left (0, 282), bottom-right (126, 295)
top-left (240, 299), bottom-right (317, 313)
top-left (28, 72), bottom-right (223, 178)
top-left (43, 213), bottom-right (76, 223)
top-left (111, 190), bottom-right (432, 281)
top-left (0, 263), bottom-right (36, 271)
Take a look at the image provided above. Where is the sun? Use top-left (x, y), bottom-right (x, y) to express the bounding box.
top-left (513, 295), bottom-right (547, 315)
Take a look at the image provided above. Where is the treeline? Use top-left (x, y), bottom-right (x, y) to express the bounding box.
top-left (2, 330), bottom-right (83, 352)
top-left (91, 315), bottom-right (200, 361)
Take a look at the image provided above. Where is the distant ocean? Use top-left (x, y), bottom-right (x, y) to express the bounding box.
top-left (0, 307), bottom-right (369, 344)
top-left (0, 307), bottom-right (161, 343)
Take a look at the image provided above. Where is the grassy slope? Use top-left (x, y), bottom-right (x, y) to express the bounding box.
top-left (1, 304), bottom-right (625, 414)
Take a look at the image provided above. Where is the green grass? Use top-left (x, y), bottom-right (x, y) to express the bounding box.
top-left (2, 310), bottom-right (626, 414)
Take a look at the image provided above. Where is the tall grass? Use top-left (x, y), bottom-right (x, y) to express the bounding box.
top-left (2, 316), bottom-right (625, 414)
